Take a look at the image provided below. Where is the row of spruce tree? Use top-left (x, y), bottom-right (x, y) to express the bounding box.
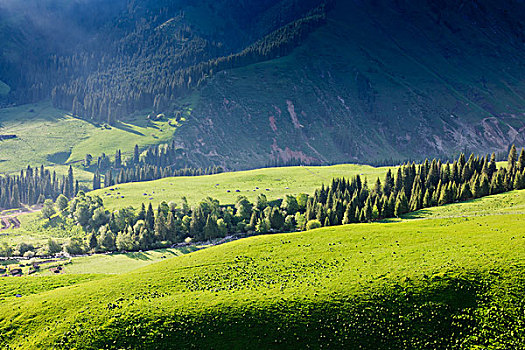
top-left (0, 165), bottom-right (78, 210)
top-left (55, 147), bottom-right (525, 254)
top-left (89, 143), bottom-right (188, 172)
top-left (90, 143), bottom-right (224, 189)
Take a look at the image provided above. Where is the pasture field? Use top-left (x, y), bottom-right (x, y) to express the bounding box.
top-left (0, 211), bottom-right (83, 248)
top-left (0, 247), bottom-right (199, 278)
top-left (0, 101), bottom-right (177, 181)
top-left (0, 190), bottom-right (523, 349)
top-left (0, 248), bottom-right (202, 303)
top-left (49, 248), bottom-right (199, 275)
top-left (89, 162), bottom-right (508, 210)
top-left (90, 163), bottom-right (392, 210)
top-left (0, 274), bottom-right (105, 301)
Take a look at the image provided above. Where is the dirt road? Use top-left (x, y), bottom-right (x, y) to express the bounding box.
top-left (0, 205), bottom-right (42, 231)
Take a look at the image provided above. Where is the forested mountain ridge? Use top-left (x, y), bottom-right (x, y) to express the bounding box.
top-left (1, 0), bottom-right (524, 169)
top-left (0, 0), bottom-right (329, 116)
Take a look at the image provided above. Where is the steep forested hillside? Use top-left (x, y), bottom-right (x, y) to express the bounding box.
top-left (1, 0), bottom-right (524, 169)
top-left (0, 0), bottom-right (329, 117)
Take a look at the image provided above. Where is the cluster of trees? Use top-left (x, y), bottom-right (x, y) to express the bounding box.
top-left (305, 147), bottom-right (525, 226)
top-left (91, 143), bottom-right (208, 171)
top-left (0, 239), bottom-right (62, 259)
top-left (266, 157), bottom-right (322, 168)
top-left (90, 144), bottom-right (224, 189)
top-left (52, 193), bottom-right (308, 254)
top-left (0, 165), bottom-right (78, 210)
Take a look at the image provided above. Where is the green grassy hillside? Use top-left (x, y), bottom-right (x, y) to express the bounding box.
top-left (1, 190), bottom-right (523, 349)
top-left (0, 101), bottom-right (178, 181)
top-left (90, 163), bottom-right (391, 210)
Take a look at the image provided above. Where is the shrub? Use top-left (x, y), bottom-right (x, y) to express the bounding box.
top-left (23, 251), bottom-right (35, 258)
top-left (42, 199), bottom-right (56, 219)
top-left (47, 239), bottom-right (62, 255)
top-left (284, 215), bottom-right (296, 231)
top-left (0, 242), bottom-right (13, 257)
top-left (217, 218), bottom-right (228, 236)
top-left (281, 195), bottom-right (299, 215)
top-left (16, 242), bottom-right (34, 256)
top-left (56, 194), bottom-right (69, 214)
top-left (306, 219), bottom-right (322, 231)
top-left (64, 237), bottom-right (86, 255)
top-left (295, 212), bottom-right (307, 230)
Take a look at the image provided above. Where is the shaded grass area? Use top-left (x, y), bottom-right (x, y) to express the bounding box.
top-left (91, 163), bottom-right (391, 209)
top-left (0, 194), bottom-right (523, 348)
top-left (181, 0), bottom-right (525, 169)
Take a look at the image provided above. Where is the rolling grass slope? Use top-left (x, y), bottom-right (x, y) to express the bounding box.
top-left (0, 101), bottom-right (178, 180)
top-left (90, 163), bottom-right (391, 210)
top-left (0, 190), bottom-right (523, 349)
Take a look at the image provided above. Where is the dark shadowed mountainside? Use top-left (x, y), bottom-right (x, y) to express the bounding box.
top-left (1, 0), bottom-right (524, 169)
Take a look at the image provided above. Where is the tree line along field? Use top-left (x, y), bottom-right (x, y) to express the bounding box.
top-left (0, 189), bottom-right (523, 349)
top-left (46, 150), bottom-right (517, 260)
top-left (0, 159), bottom-right (509, 258)
top-left (0, 163), bottom-right (388, 255)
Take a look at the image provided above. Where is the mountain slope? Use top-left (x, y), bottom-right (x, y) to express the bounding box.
top-left (0, 190), bottom-right (524, 349)
top-left (0, 0), bottom-right (328, 113)
top-left (174, 0), bottom-right (525, 168)
top-left (0, 0), bottom-right (524, 170)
